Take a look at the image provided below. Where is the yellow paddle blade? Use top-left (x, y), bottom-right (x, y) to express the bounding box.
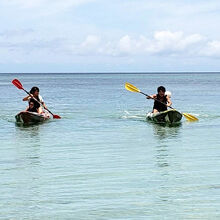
top-left (125, 82), bottom-right (140, 93)
top-left (183, 113), bottom-right (198, 121)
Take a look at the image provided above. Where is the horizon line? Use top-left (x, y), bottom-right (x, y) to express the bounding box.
top-left (1, 71), bottom-right (220, 74)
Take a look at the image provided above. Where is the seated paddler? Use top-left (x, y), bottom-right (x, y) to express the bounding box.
top-left (25, 100), bottom-right (38, 112)
top-left (147, 86), bottom-right (172, 113)
top-left (23, 86), bottom-right (47, 114)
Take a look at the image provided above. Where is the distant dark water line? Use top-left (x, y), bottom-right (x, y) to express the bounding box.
top-left (1, 72), bottom-right (220, 75)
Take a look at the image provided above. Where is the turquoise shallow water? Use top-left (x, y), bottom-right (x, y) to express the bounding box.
top-left (1, 73), bottom-right (220, 219)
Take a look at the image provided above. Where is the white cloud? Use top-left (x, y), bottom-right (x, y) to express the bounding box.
top-left (77, 31), bottom-right (220, 58)
top-left (81, 35), bottom-right (100, 49)
top-left (123, 0), bottom-right (220, 16)
top-left (4, 0), bottom-right (96, 9)
top-left (3, 0), bottom-right (43, 9)
top-left (201, 40), bottom-right (220, 56)
top-left (0, 0), bottom-right (97, 17)
top-left (100, 31), bottom-right (204, 57)
top-left (145, 31), bottom-right (204, 54)
top-left (118, 35), bottom-right (132, 54)
top-left (1, 29), bottom-right (220, 64)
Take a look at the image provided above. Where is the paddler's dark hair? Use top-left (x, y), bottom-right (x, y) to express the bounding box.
top-left (157, 86), bottom-right (166, 93)
top-left (30, 86), bottom-right (39, 94)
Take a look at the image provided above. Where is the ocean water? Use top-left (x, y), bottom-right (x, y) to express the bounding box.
top-left (0, 73), bottom-right (220, 219)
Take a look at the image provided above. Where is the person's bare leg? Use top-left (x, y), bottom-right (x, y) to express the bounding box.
top-left (152, 109), bottom-right (158, 113)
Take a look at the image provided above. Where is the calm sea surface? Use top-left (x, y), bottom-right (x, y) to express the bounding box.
top-left (0, 73), bottom-right (220, 219)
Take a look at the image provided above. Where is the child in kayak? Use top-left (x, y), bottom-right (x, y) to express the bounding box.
top-left (23, 86), bottom-right (47, 114)
top-left (147, 86), bottom-right (172, 113)
top-left (25, 100), bottom-right (38, 112)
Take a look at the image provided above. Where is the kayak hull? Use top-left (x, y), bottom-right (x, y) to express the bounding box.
top-left (147, 109), bottom-right (182, 124)
top-left (15, 111), bottom-right (50, 125)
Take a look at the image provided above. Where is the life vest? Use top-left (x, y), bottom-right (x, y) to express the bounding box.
top-left (27, 98), bottom-right (38, 112)
top-left (29, 98), bottom-right (40, 111)
top-left (153, 94), bottom-right (168, 112)
top-left (28, 95), bottom-right (43, 109)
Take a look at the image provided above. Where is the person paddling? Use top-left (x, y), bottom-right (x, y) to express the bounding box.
top-left (23, 86), bottom-right (47, 114)
top-left (147, 86), bottom-right (172, 113)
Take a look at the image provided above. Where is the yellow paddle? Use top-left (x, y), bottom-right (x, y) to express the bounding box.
top-left (125, 82), bottom-right (198, 122)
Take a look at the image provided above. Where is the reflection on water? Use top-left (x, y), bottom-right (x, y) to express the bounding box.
top-left (14, 124), bottom-right (42, 165)
top-left (156, 144), bottom-right (169, 168)
top-left (150, 122), bottom-right (182, 140)
top-left (15, 123), bottom-right (41, 139)
top-left (150, 123), bottom-right (182, 171)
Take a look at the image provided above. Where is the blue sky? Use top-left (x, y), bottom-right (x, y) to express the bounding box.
top-left (1, 0), bottom-right (220, 72)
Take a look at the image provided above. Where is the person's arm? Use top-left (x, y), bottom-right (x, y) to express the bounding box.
top-left (42, 102), bottom-right (47, 109)
top-left (23, 95), bottom-right (30, 101)
top-left (147, 94), bottom-right (156, 99)
top-left (23, 94), bottom-right (34, 101)
top-left (39, 95), bottom-right (47, 109)
top-left (166, 96), bottom-right (172, 107)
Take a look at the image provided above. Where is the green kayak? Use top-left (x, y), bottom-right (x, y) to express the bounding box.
top-left (146, 109), bottom-right (182, 124)
top-left (15, 111), bottom-right (50, 125)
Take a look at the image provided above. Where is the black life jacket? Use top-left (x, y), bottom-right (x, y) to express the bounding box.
top-left (27, 107), bottom-right (38, 112)
top-left (153, 94), bottom-right (168, 112)
top-left (29, 97), bottom-right (40, 109)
